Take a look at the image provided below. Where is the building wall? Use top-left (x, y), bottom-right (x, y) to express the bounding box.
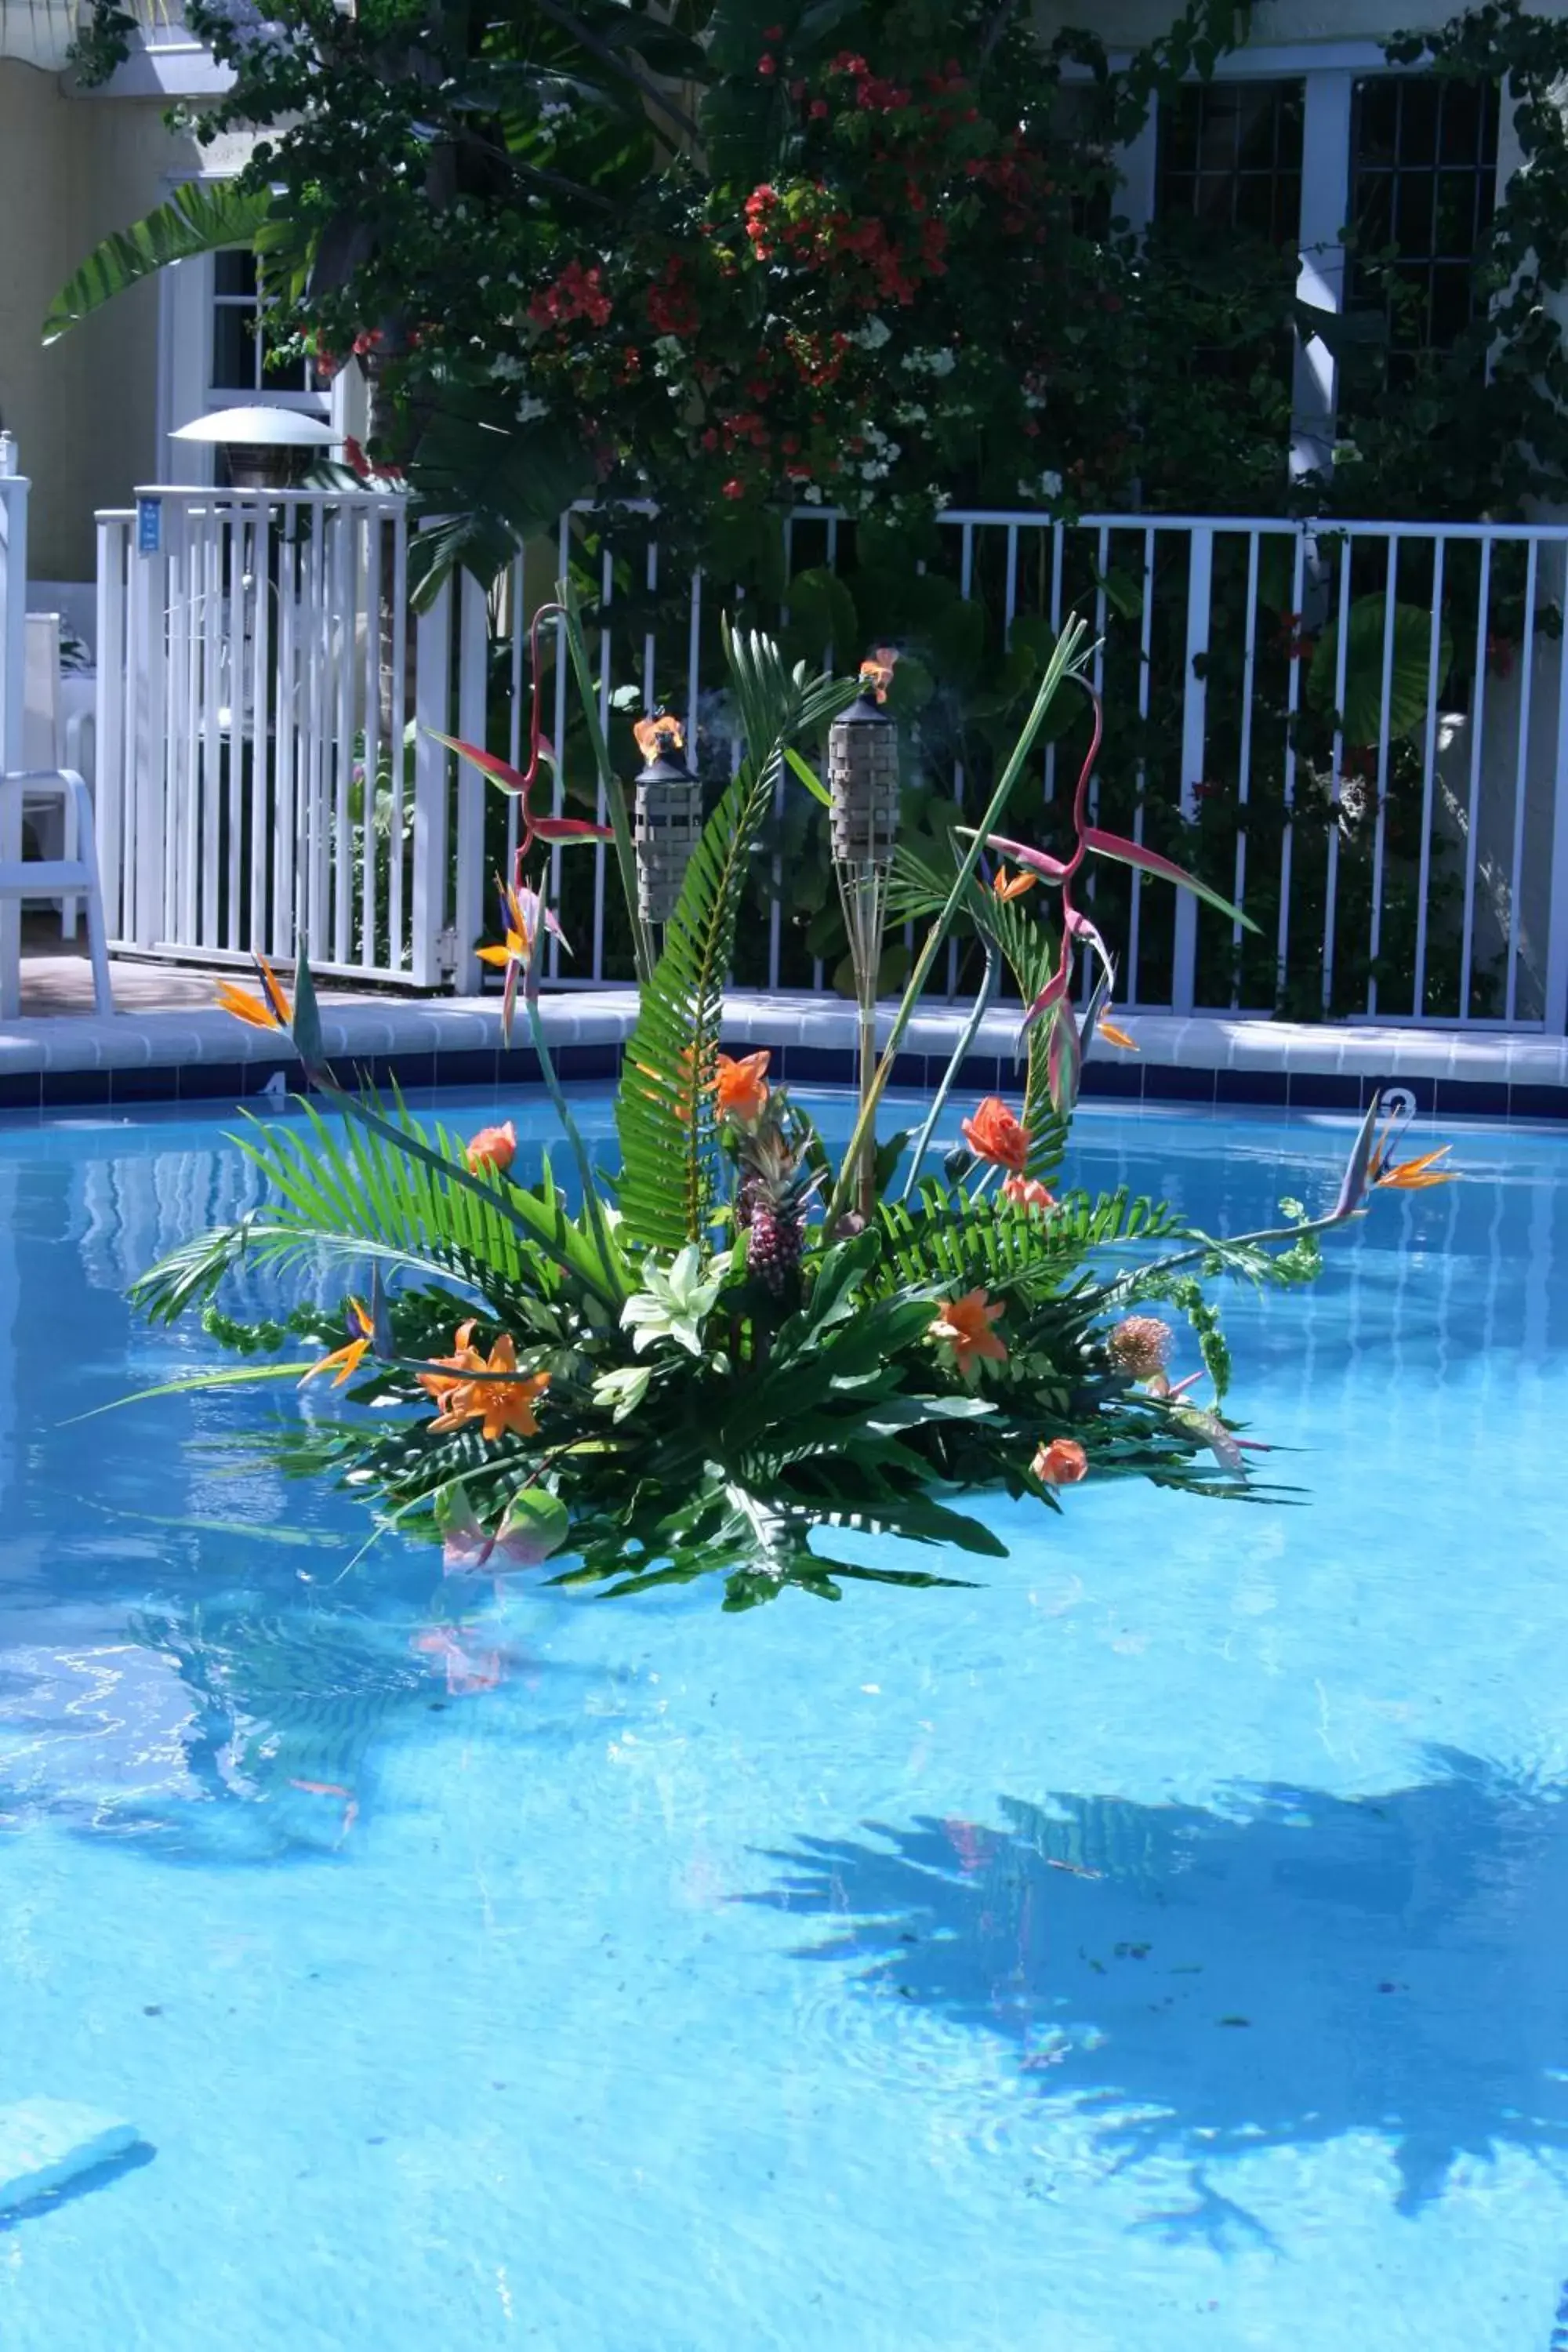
top-left (0, 61), bottom-right (205, 580)
top-left (1033, 0), bottom-right (1568, 44)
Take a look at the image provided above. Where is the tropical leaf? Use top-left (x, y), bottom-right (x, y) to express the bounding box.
top-left (45, 180), bottom-right (282, 343)
top-left (1306, 595), bottom-right (1454, 746)
top-left (131, 1093), bottom-right (620, 1329)
top-left (614, 628), bottom-right (857, 1250)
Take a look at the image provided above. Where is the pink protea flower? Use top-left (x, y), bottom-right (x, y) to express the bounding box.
top-left (1108, 1316), bottom-right (1173, 1381)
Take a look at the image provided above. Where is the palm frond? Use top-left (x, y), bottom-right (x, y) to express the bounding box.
top-left (45, 180), bottom-right (282, 343)
top-left (615, 628), bottom-right (857, 1251)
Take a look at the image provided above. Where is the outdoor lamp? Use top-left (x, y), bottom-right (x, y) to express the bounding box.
top-left (828, 649), bottom-right (900, 1215)
top-left (172, 405), bottom-right (339, 491)
top-left (632, 715), bottom-right (703, 926)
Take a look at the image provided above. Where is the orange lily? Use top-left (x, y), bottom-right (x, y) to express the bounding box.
top-left (427, 1331), bottom-right (550, 1443)
top-left (1032, 1437), bottom-right (1088, 1486)
top-left (961, 1096), bottom-right (1029, 1174)
top-left (991, 865), bottom-right (1037, 902)
top-left (216, 952), bottom-right (292, 1032)
top-left (300, 1297), bottom-right (375, 1388)
top-left (418, 1320), bottom-right (481, 1414)
top-left (714, 1050), bottom-right (771, 1125)
top-left (930, 1287), bottom-right (1007, 1380)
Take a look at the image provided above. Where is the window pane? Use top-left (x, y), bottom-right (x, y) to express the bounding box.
top-left (1357, 79), bottom-right (1399, 167)
top-left (213, 249), bottom-right (256, 299)
top-left (1156, 78), bottom-right (1304, 244)
top-left (261, 347), bottom-right (307, 394)
top-left (1439, 80), bottom-right (1482, 165)
top-left (1355, 171), bottom-right (1393, 252)
top-left (1398, 78), bottom-right (1440, 167)
top-left (1395, 170), bottom-right (1436, 253)
top-left (211, 303), bottom-right (257, 390)
top-left (1348, 74), bottom-right (1498, 359)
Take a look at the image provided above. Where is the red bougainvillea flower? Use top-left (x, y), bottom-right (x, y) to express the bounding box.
top-left (1002, 1174), bottom-right (1055, 1212)
top-left (930, 1289), bottom-right (1007, 1380)
top-left (465, 1121), bottom-right (517, 1175)
top-left (714, 1050), bottom-right (770, 1124)
top-left (216, 951), bottom-right (292, 1032)
top-left (1032, 1437), bottom-right (1087, 1486)
top-left (300, 1298), bottom-right (375, 1388)
top-left (961, 1096), bottom-right (1029, 1173)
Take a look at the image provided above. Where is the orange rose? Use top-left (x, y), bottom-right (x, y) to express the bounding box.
top-left (1032, 1438), bottom-right (1088, 1486)
top-left (714, 1049), bottom-right (771, 1125)
top-left (960, 1096), bottom-right (1029, 1174)
top-left (465, 1120), bottom-right (517, 1174)
top-left (1002, 1174), bottom-right (1056, 1212)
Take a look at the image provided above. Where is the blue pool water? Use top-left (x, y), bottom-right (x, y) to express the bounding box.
top-left (2, 1090), bottom-right (1567, 2350)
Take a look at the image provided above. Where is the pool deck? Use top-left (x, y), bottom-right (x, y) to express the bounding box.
top-left (2, 939), bottom-right (1566, 1118)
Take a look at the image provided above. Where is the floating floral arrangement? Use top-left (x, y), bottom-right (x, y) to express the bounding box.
top-left (131, 598), bottom-right (1451, 1609)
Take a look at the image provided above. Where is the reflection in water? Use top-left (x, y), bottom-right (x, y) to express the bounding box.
top-left (753, 1754), bottom-right (1568, 2221)
top-left (0, 1586), bottom-right (521, 1858)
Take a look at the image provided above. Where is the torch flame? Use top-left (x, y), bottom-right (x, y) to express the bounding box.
top-left (858, 648), bottom-right (897, 702)
top-left (633, 713), bottom-right (685, 763)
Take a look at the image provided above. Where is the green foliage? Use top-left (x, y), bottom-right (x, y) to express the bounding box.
top-left (44, 179), bottom-right (282, 345)
top-left (614, 627), bottom-right (856, 1250)
top-left (118, 622), bottom-right (1377, 1610)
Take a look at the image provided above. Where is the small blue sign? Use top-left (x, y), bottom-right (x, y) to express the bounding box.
top-left (136, 497), bottom-right (162, 556)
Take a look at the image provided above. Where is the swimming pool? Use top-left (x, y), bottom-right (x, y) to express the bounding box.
top-left (2, 1091), bottom-right (1566, 2350)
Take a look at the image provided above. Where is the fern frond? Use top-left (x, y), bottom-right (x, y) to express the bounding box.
top-left (615, 629), bottom-right (858, 1251)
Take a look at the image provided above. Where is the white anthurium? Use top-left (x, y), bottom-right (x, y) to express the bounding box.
top-left (619, 1245), bottom-right (727, 1357)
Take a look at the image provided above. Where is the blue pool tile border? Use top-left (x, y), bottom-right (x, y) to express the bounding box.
top-left (2, 992), bottom-right (1566, 1121)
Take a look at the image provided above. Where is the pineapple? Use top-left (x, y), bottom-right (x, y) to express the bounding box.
top-left (735, 1102), bottom-right (815, 1297)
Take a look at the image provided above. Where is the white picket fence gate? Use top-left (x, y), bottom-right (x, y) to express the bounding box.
top-left (93, 488), bottom-right (1568, 1029)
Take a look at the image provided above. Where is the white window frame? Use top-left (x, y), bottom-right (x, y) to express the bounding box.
top-left (155, 172), bottom-right (342, 486)
top-left (1102, 39), bottom-right (1506, 482)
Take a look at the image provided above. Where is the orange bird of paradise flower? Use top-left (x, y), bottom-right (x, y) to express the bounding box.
top-left (300, 1297), bottom-right (375, 1388)
top-left (477, 877), bottom-right (567, 1042)
top-left (1098, 1009), bottom-right (1139, 1052)
top-left (714, 1049), bottom-right (770, 1125)
top-left (426, 1331), bottom-right (550, 1443)
top-left (1370, 1134), bottom-right (1457, 1191)
top-left (216, 951), bottom-right (292, 1032)
top-left (991, 865), bottom-right (1037, 902)
top-left (930, 1288), bottom-right (1008, 1380)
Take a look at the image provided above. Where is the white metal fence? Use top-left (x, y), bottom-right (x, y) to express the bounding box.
top-left (94, 490), bottom-right (1568, 1030)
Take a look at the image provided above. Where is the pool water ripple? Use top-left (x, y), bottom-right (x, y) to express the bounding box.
top-left (2, 1094), bottom-right (1568, 2349)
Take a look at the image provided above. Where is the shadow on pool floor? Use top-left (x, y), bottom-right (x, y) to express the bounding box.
top-left (750, 1748), bottom-right (1568, 2220)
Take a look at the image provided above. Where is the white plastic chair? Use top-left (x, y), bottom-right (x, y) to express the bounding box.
top-left (0, 768), bottom-right (114, 1016)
